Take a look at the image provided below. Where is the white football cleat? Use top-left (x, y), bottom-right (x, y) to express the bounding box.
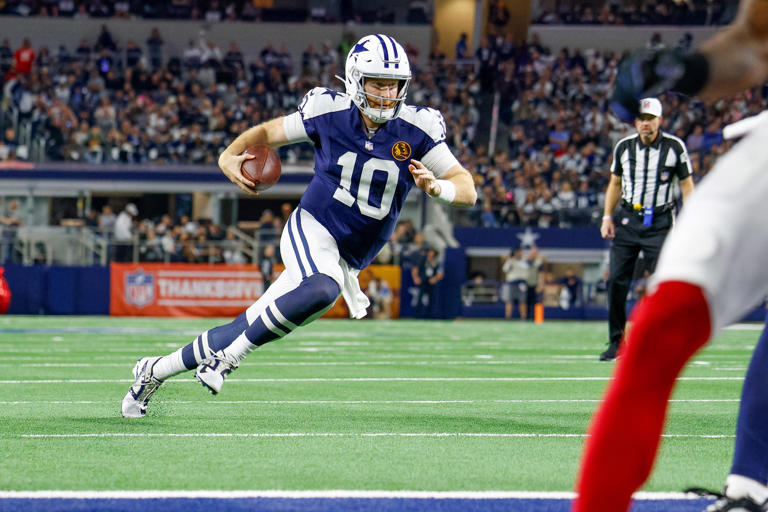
top-left (195, 351), bottom-right (239, 395)
top-left (121, 357), bottom-right (164, 418)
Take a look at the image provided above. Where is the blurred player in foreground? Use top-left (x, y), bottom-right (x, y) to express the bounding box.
top-left (574, 0), bottom-right (768, 509)
top-left (121, 34), bottom-right (476, 418)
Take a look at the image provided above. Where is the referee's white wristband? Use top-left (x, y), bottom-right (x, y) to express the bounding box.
top-left (433, 179), bottom-right (456, 204)
top-left (602, 215), bottom-right (612, 221)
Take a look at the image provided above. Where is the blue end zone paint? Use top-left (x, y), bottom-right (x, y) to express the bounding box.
top-left (0, 498), bottom-right (715, 512)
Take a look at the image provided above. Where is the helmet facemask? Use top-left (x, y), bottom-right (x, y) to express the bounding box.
top-left (344, 35), bottom-right (412, 124)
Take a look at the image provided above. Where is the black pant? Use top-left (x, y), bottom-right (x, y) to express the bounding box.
top-left (608, 207), bottom-right (672, 344)
top-left (415, 283), bottom-right (435, 318)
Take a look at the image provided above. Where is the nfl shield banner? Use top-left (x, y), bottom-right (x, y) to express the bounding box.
top-left (110, 263), bottom-right (266, 317)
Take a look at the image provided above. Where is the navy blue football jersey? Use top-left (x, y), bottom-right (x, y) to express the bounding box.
top-left (295, 87), bottom-right (449, 269)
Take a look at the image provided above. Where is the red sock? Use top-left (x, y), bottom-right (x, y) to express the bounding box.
top-left (572, 281), bottom-right (711, 512)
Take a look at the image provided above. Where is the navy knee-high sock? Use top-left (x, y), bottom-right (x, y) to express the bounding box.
top-left (178, 312), bottom-right (249, 370)
top-left (216, 274), bottom-right (341, 365)
top-left (731, 313), bottom-right (768, 483)
top-left (152, 312), bottom-right (250, 380)
top-left (243, 273), bottom-right (340, 346)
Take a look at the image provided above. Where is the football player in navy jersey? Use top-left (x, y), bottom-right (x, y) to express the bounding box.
top-left (122, 34), bottom-right (477, 418)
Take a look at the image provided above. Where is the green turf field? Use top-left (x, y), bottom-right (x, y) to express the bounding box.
top-left (0, 316), bottom-right (756, 493)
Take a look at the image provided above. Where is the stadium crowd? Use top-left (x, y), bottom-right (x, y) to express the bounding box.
top-left (0, 21), bottom-right (758, 230)
top-left (0, 0), bottom-right (429, 24)
top-left (533, 0), bottom-right (738, 26)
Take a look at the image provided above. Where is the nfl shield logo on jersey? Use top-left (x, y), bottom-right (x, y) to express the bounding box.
top-left (125, 269), bottom-right (155, 308)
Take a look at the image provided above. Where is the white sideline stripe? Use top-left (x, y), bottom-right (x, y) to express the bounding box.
top-left (0, 399), bottom-right (740, 405)
top-left (0, 377), bottom-right (745, 384)
top-left (16, 432), bottom-right (735, 439)
top-left (725, 323), bottom-right (765, 331)
top-left (0, 490), bottom-right (706, 500)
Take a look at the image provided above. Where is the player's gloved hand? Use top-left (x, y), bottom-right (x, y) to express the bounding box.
top-left (611, 50), bottom-right (685, 122)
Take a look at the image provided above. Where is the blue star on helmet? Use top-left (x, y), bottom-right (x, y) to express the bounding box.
top-left (322, 89), bottom-right (341, 100)
top-left (351, 41), bottom-right (369, 54)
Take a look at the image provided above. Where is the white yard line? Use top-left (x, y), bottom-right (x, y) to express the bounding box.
top-left (0, 399), bottom-right (739, 405)
top-left (15, 432), bottom-right (735, 439)
top-left (0, 360), bottom-right (609, 367)
top-left (0, 376), bottom-right (744, 384)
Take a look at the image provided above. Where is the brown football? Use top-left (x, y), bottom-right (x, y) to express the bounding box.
top-left (241, 144), bottom-right (281, 191)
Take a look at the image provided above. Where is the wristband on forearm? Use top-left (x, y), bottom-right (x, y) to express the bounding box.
top-left (433, 179), bottom-right (456, 204)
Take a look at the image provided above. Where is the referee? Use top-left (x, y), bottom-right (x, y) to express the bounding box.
top-left (599, 97), bottom-right (695, 361)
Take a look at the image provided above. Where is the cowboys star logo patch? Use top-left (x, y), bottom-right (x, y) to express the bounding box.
top-left (391, 141), bottom-right (411, 161)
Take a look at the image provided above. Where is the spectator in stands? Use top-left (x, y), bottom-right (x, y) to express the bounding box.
top-left (74, 38), bottom-right (91, 63)
top-left (58, 0), bottom-right (77, 17)
top-left (489, 0), bottom-right (510, 30)
top-left (502, 248), bottom-right (529, 319)
top-left (83, 209), bottom-right (99, 228)
top-left (97, 204), bottom-right (116, 232)
top-left (402, 231), bottom-right (428, 268)
top-left (259, 243), bottom-right (278, 289)
top-left (0, 39), bottom-right (13, 75)
top-left (140, 230), bottom-right (164, 262)
top-left (367, 276), bottom-right (393, 320)
top-left (201, 39), bottom-right (222, 66)
top-left (182, 39), bottom-right (202, 69)
top-left (13, 39), bottom-right (35, 75)
top-left (558, 268), bottom-right (583, 308)
top-left (412, 247), bottom-right (444, 318)
top-left (480, 200), bottom-right (499, 228)
top-left (223, 42), bottom-right (245, 74)
top-left (524, 246), bottom-right (545, 318)
top-left (114, 202), bottom-right (138, 262)
top-left (0, 199), bottom-right (23, 263)
top-left (125, 40), bottom-right (143, 68)
top-left (96, 25), bottom-right (117, 52)
top-left (146, 28), bottom-right (164, 70)
top-left (455, 33), bottom-right (468, 60)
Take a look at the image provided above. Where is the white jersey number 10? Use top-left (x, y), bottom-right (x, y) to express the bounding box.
top-left (332, 151), bottom-right (399, 220)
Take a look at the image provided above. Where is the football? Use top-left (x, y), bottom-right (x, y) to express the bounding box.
top-left (241, 144), bottom-right (281, 191)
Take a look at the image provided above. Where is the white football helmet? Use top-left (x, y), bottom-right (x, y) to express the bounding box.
top-left (344, 34), bottom-right (411, 124)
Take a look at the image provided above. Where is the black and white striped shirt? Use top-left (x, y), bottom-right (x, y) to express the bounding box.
top-left (610, 132), bottom-right (692, 208)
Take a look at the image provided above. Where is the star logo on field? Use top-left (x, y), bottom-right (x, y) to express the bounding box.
top-left (516, 227), bottom-right (540, 248)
